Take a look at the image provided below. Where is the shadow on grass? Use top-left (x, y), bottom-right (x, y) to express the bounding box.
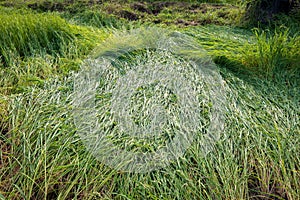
top-left (215, 55), bottom-right (299, 104)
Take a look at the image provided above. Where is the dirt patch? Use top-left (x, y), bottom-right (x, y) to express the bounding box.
top-left (130, 1), bottom-right (180, 15)
top-left (119, 10), bottom-right (140, 21)
top-left (1, 0), bottom-right (241, 27)
top-left (27, 2), bottom-right (63, 12)
top-left (27, 0), bottom-right (102, 12)
top-left (176, 19), bottom-right (199, 26)
top-left (131, 2), bottom-right (152, 14)
top-left (151, 1), bottom-right (177, 15)
top-left (0, 2), bottom-right (15, 7)
top-left (27, 2), bottom-right (64, 12)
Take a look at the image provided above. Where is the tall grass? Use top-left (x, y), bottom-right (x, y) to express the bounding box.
top-left (61, 10), bottom-right (125, 29)
top-left (0, 4), bottom-right (299, 200)
top-left (0, 7), bottom-right (108, 95)
top-left (0, 82), bottom-right (112, 199)
top-left (0, 8), bottom-right (75, 67)
top-left (242, 27), bottom-right (300, 78)
top-left (1, 65), bottom-right (299, 199)
top-left (187, 25), bottom-right (300, 78)
top-left (130, 0), bottom-right (243, 3)
top-left (1, 26), bottom-right (299, 199)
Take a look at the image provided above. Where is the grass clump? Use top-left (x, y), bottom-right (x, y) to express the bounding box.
top-left (154, 3), bottom-right (243, 26)
top-left (242, 27), bottom-right (300, 78)
top-left (185, 25), bottom-right (254, 73)
top-left (186, 25), bottom-right (300, 79)
top-left (0, 83), bottom-right (112, 199)
top-left (0, 7), bottom-right (108, 94)
top-left (62, 9), bottom-right (125, 29)
top-left (0, 7), bottom-right (75, 67)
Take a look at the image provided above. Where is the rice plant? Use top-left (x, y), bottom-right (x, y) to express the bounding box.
top-left (1, 26), bottom-right (299, 199)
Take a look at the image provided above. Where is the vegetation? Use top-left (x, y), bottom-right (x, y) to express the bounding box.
top-left (244, 0), bottom-right (300, 25)
top-left (0, 0), bottom-right (299, 199)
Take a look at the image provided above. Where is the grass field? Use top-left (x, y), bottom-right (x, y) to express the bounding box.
top-left (0, 0), bottom-right (299, 199)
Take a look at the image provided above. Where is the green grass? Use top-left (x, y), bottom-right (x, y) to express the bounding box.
top-left (0, 8), bottom-right (74, 66)
top-left (0, 0), bottom-right (245, 27)
top-left (0, 1), bottom-right (299, 200)
top-left (0, 6), bottom-right (108, 95)
top-left (243, 27), bottom-right (300, 78)
top-left (61, 9), bottom-right (125, 29)
top-left (1, 63), bottom-right (299, 199)
top-left (186, 25), bottom-right (300, 79)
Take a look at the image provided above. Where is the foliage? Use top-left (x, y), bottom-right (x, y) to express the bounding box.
top-left (61, 9), bottom-right (125, 28)
top-left (1, 65), bottom-right (299, 199)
